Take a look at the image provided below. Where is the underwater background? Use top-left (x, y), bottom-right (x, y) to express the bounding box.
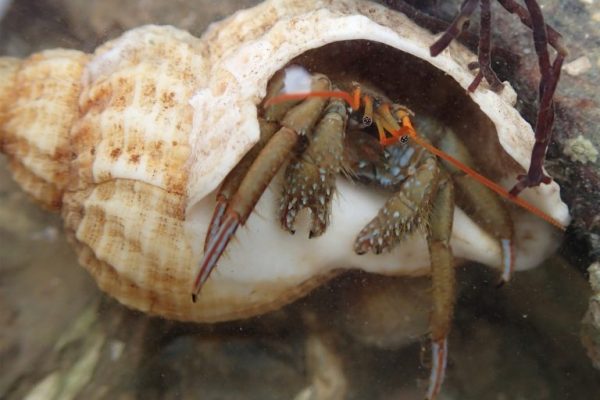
top-left (1, 1), bottom-right (600, 399)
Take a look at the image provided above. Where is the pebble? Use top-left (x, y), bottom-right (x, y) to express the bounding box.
top-left (563, 56), bottom-right (592, 76)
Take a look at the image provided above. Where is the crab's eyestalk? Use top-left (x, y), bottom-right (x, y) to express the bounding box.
top-left (361, 94), bottom-right (374, 126)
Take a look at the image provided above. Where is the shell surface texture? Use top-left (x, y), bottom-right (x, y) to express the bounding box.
top-left (0, 0), bottom-right (570, 397)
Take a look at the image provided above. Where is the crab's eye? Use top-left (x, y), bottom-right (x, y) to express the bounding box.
top-left (400, 135), bottom-right (409, 144)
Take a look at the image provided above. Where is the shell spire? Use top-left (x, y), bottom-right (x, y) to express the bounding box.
top-left (0, 57), bottom-right (20, 130)
top-left (1, 50), bottom-right (88, 209)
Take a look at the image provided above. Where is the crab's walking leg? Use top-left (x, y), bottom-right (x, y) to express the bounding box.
top-left (194, 127), bottom-right (298, 299)
top-left (204, 120), bottom-right (279, 250)
top-left (351, 148), bottom-right (455, 400)
top-left (455, 176), bottom-right (514, 281)
top-left (436, 129), bottom-right (515, 282)
top-left (203, 71), bottom-right (300, 250)
top-left (354, 150), bottom-right (440, 255)
top-left (280, 97), bottom-right (348, 237)
top-left (193, 75), bottom-right (331, 299)
top-left (425, 172), bottom-right (456, 400)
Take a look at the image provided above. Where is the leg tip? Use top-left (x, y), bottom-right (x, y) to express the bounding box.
top-left (499, 238), bottom-right (514, 284)
top-left (193, 214), bottom-right (240, 300)
top-left (425, 337), bottom-right (448, 400)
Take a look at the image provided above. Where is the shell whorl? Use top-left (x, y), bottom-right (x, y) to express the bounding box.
top-left (59, 26), bottom-right (210, 320)
top-left (0, 57), bottom-right (19, 128)
top-left (69, 25), bottom-right (207, 196)
top-left (0, 25), bottom-right (209, 211)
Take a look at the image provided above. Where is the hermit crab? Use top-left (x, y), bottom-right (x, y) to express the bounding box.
top-left (0, 0), bottom-right (570, 398)
top-left (194, 64), bottom-right (567, 397)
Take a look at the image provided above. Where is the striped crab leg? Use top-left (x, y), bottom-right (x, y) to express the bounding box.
top-left (203, 71), bottom-right (301, 250)
top-left (192, 74), bottom-right (332, 300)
top-left (351, 138), bottom-right (456, 400)
top-left (425, 171), bottom-right (456, 400)
top-left (433, 126), bottom-right (515, 282)
top-left (203, 119), bottom-right (279, 251)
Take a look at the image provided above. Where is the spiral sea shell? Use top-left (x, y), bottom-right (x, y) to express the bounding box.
top-left (0, 0), bottom-right (569, 322)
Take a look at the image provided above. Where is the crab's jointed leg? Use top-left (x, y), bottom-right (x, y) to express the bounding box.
top-left (435, 127), bottom-right (515, 282)
top-left (425, 171), bottom-right (456, 400)
top-left (351, 140), bottom-right (456, 400)
top-left (203, 120), bottom-right (279, 251)
top-left (397, 113), bottom-right (564, 230)
top-left (456, 175), bottom-right (515, 281)
top-left (203, 71), bottom-right (301, 250)
top-left (193, 75), bottom-right (332, 299)
top-left (280, 96), bottom-right (348, 237)
top-left (194, 124), bottom-right (298, 299)
top-left (353, 146), bottom-right (439, 255)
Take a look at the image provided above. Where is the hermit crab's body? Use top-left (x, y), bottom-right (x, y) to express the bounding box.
top-left (195, 68), bottom-right (524, 397)
top-left (0, 0), bottom-right (570, 399)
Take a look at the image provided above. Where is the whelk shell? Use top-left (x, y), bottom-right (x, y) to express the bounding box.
top-left (0, 0), bottom-right (569, 322)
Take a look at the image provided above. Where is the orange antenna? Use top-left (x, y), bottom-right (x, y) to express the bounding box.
top-left (264, 89), bottom-right (565, 231)
top-left (399, 116), bottom-right (565, 230)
